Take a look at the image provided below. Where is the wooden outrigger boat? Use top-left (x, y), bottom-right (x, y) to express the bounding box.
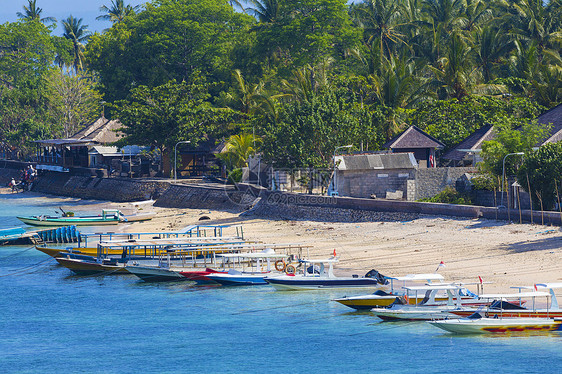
top-left (55, 254), bottom-right (129, 275)
top-left (18, 209), bottom-right (124, 226)
top-left (428, 291), bottom-right (562, 334)
top-left (18, 209), bottom-right (155, 227)
top-left (449, 284), bottom-right (562, 319)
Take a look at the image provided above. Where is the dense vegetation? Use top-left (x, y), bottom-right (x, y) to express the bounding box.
top-left (2, 0), bottom-right (562, 183)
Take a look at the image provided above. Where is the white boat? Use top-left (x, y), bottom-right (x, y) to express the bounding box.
top-left (429, 290), bottom-right (562, 334)
top-left (429, 315), bottom-right (562, 334)
top-left (370, 285), bottom-right (467, 321)
top-left (264, 257), bottom-right (387, 291)
top-left (201, 249), bottom-right (289, 286)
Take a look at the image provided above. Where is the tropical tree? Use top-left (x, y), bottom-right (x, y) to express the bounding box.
top-left (97, 0), bottom-right (141, 24)
top-left (16, 0), bottom-right (56, 24)
top-left (61, 15), bottom-right (91, 72)
top-left (517, 142), bottom-right (562, 210)
top-left (351, 0), bottom-right (408, 60)
top-left (217, 133), bottom-right (261, 170)
top-left (247, 0), bottom-right (279, 24)
top-left (45, 67), bottom-right (103, 138)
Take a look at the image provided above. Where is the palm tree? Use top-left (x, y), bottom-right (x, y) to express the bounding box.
top-left (247, 0), bottom-right (279, 24)
top-left (17, 0), bottom-right (56, 24)
top-left (475, 25), bottom-right (513, 82)
top-left (352, 0), bottom-right (408, 60)
top-left (97, 0), bottom-right (141, 24)
top-left (61, 15), bottom-right (91, 72)
top-left (218, 134), bottom-right (262, 169)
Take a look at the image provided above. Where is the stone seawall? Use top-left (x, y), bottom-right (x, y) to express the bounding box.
top-left (154, 184), bottom-right (258, 212)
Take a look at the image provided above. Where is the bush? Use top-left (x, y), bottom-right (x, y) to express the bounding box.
top-left (227, 168), bottom-right (243, 185)
top-left (470, 175), bottom-right (498, 191)
top-left (419, 187), bottom-right (472, 205)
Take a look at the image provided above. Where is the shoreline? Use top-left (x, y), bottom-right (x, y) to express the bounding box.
top-left (4, 187), bottom-right (561, 293)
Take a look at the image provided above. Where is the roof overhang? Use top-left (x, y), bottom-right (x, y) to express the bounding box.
top-left (34, 139), bottom-right (93, 146)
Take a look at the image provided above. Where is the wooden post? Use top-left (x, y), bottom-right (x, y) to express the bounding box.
top-left (526, 173), bottom-right (533, 224)
top-left (516, 186), bottom-right (522, 224)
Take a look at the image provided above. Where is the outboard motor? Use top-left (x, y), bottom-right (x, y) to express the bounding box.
top-left (364, 269), bottom-right (389, 285)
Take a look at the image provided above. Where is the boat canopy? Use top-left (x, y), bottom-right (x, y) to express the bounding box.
top-left (388, 274), bottom-right (445, 282)
top-left (299, 258), bottom-right (339, 264)
top-left (403, 285), bottom-right (460, 291)
top-left (536, 283), bottom-right (562, 289)
top-left (478, 291), bottom-right (551, 299)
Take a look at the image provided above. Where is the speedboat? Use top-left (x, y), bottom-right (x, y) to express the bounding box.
top-left (264, 257), bottom-right (387, 291)
top-left (334, 273), bottom-right (448, 310)
top-left (370, 285), bottom-right (467, 321)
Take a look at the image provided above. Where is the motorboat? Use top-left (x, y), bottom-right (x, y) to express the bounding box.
top-left (55, 253), bottom-right (129, 275)
top-left (18, 209), bottom-right (124, 226)
top-left (370, 285), bottom-right (467, 321)
top-left (199, 249), bottom-right (289, 286)
top-left (429, 314), bottom-right (562, 334)
top-left (450, 285), bottom-right (562, 319)
top-left (334, 273), bottom-right (448, 310)
top-left (429, 290), bottom-right (562, 334)
top-left (264, 257), bottom-right (387, 291)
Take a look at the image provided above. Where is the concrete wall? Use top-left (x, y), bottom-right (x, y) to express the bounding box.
top-left (336, 169), bottom-right (415, 199)
top-left (154, 184), bottom-right (258, 213)
top-left (414, 167), bottom-right (475, 200)
top-left (31, 172), bottom-right (169, 202)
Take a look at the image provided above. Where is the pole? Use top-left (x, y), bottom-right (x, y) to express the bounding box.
top-left (500, 152), bottom-right (524, 208)
top-left (332, 144), bottom-right (352, 196)
top-left (174, 140), bottom-right (191, 180)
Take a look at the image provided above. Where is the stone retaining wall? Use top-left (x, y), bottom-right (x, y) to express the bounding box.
top-left (154, 184), bottom-right (258, 213)
top-left (414, 167), bottom-right (475, 200)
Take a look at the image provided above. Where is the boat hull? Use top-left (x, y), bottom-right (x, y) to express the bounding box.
top-left (450, 310), bottom-right (562, 319)
top-left (55, 257), bottom-right (128, 275)
top-left (429, 318), bottom-right (562, 334)
top-left (371, 307), bottom-right (457, 321)
top-left (126, 265), bottom-right (186, 282)
top-left (203, 273), bottom-right (270, 286)
top-left (265, 276), bottom-right (384, 291)
top-left (18, 216), bottom-right (119, 227)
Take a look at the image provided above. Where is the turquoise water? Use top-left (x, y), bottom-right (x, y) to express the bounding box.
top-left (1, 193), bottom-right (561, 373)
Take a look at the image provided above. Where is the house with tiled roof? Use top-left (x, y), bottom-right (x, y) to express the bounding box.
top-left (442, 123), bottom-right (495, 166)
top-left (34, 117), bottom-right (141, 174)
top-left (383, 126), bottom-right (445, 168)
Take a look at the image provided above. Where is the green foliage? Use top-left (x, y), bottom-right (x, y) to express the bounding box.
top-left (0, 20), bottom-right (56, 87)
top-left (480, 120), bottom-right (550, 177)
top-left (407, 96), bottom-right (545, 150)
top-left (470, 174), bottom-right (497, 191)
top-left (217, 133), bottom-right (261, 170)
top-left (45, 68), bottom-right (103, 137)
top-left (86, 0), bottom-right (255, 102)
top-left (227, 168), bottom-right (243, 184)
top-left (517, 143), bottom-right (562, 210)
top-left (419, 186), bottom-right (472, 205)
top-left (260, 87), bottom-right (385, 168)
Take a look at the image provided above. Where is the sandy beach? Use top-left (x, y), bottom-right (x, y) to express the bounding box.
top-left (5, 187), bottom-right (559, 294)
top-left (97, 199), bottom-right (562, 294)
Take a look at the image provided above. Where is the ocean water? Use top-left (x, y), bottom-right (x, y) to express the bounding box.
top-left (0, 193), bottom-right (561, 373)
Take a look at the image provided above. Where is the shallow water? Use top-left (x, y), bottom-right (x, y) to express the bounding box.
top-left (0, 193), bottom-right (560, 373)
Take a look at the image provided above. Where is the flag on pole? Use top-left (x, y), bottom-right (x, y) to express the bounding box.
top-left (478, 276), bottom-right (483, 285)
top-left (333, 249), bottom-right (337, 257)
top-left (534, 284), bottom-right (538, 291)
top-left (435, 261), bottom-right (445, 272)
